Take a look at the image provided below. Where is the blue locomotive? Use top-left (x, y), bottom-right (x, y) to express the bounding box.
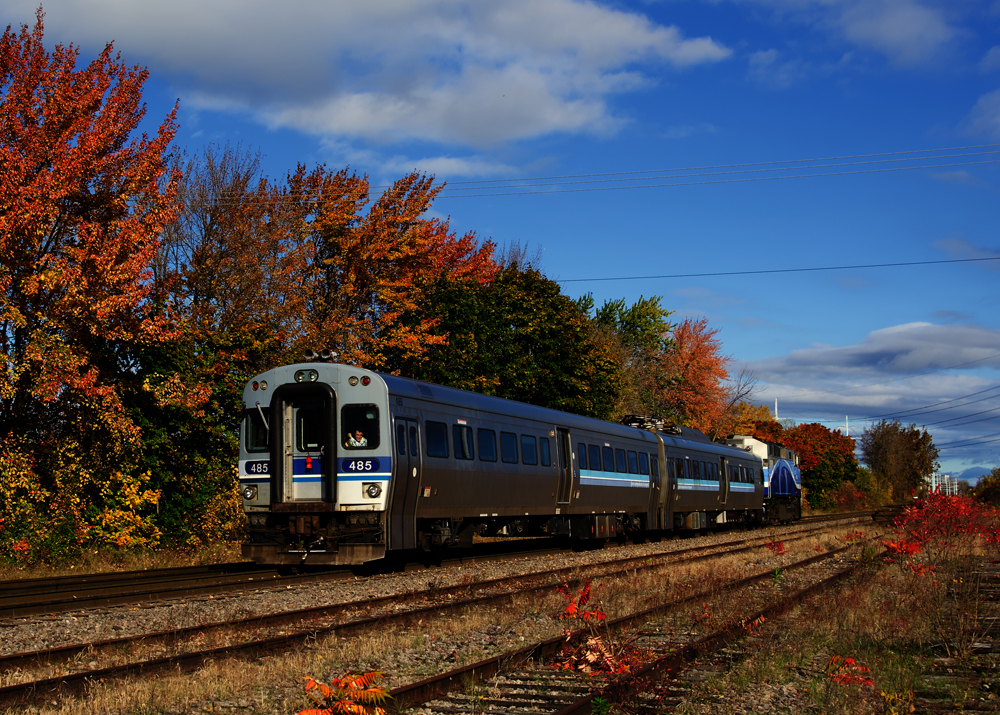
top-left (239, 360), bottom-right (801, 565)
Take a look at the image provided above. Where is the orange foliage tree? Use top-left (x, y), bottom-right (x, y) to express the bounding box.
top-left (658, 317), bottom-right (755, 436)
top-left (290, 168), bottom-right (497, 370)
top-left (0, 12), bottom-right (177, 559)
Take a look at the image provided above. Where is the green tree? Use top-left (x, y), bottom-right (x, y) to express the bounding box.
top-left (859, 420), bottom-right (939, 501)
top-left (396, 266), bottom-right (622, 419)
top-left (592, 295), bottom-right (674, 419)
top-left (973, 467), bottom-right (1000, 506)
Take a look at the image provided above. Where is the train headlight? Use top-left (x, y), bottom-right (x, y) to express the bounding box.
top-left (294, 369), bottom-right (319, 383)
top-left (259, 380), bottom-right (267, 390)
top-left (365, 483), bottom-right (382, 498)
top-left (348, 376), bottom-right (359, 386)
top-left (242, 485), bottom-right (258, 501)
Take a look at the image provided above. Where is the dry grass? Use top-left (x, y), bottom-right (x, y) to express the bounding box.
top-left (0, 542), bottom-right (244, 582)
top-left (6, 524), bottom-right (875, 715)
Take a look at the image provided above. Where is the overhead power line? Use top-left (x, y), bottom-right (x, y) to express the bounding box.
top-left (557, 256), bottom-right (1000, 284)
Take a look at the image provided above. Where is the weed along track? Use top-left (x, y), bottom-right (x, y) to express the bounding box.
top-left (0, 521), bottom-right (862, 712)
top-left (387, 544), bottom-right (858, 714)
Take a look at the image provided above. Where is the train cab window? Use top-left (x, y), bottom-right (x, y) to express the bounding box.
top-left (297, 402), bottom-right (324, 451)
top-left (589, 445), bottom-right (602, 472)
top-left (341, 404), bottom-right (380, 450)
top-left (638, 452), bottom-right (649, 475)
top-left (540, 438), bottom-right (551, 466)
top-left (577, 443), bottom-right (587, 469)
top-left (521, 435), bottom-right (538, 465)
top-left (602, 446), bottom-right (615, 472)
top-left (396, 424), bottom-right (406, 455)
top-left (244, 410), bottom-right (268, 453)
top-left (478, 429), bottom-right (497, 462)
top-left (453, 424), bottom-right (474, 460)
top-left (615, 449), bottom-right (627, 473)
top-left (627, 451), bottom-right (638, 474)
top-left (500, 431), bottom-right (518, 464)
top-left (651, 456), bottom-right (659, 478)
top-left (425, 421), bottom-right (449, 458)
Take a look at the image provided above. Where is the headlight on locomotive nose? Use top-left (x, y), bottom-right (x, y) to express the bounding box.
top-left (365, 483), bottom-right (382, 498)
top-left (242, 485), bottom-right (258, 501)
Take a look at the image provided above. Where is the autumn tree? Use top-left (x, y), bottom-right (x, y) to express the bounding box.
top-left (657, 317), bottom-right (755, 436)
top-left (859, 420), bottom-right (939, 501)
top-left (395, 265), bottom-right (622, 419)
top-left (0, 12), bottom-right (176, 559)
top-left (290, 168), bottom-right (496, 370)
top-left (729, 402), bottom-right (775, 436)
top-left (973, 467), bottom-right (1000, 506)
top-left (782, 423), bottom-right (859, 507)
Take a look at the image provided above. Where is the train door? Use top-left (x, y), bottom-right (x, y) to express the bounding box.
top-left (388, 417), bottom-right (422, 550)
top-left (271, 384), bottom-right (335, 504)
top-left (719, 457), bottom-right (730, 506)
top-left (556, 427), bottom-right (574, 504)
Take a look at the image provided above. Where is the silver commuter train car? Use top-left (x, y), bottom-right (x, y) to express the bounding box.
top-left (239, 362), bottom-right (785, 565)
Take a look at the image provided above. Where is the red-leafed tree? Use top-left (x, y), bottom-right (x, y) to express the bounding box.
top-left (0, 11), bottom-right (176, 559)
top-left (658, 318), bottom-right (729, 433)
top-left (781, 423), bottom-right (859, 507)
top-left (290, 168), bottom-right (497, 370)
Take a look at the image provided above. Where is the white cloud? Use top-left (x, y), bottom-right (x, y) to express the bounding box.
top-left (967, 89), bottom-right (1000, 139)
top-left (747, 48), bottom-right (809, 88)
top-left (738, 0), bottom-right (962, 67)
top-left (981, 46), bottom-right (1000, 73)
top-left (8, 0), bottom-right (731, 148)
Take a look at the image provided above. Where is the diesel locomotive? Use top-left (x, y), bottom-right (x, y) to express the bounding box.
top-left (239, 360), bottom-right (801, 565)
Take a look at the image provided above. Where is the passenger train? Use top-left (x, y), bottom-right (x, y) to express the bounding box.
top-left (239, 360), bottom-right (802, 565)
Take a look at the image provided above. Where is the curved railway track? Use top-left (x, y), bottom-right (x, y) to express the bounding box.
top-left (0, 517), bottom-right (871, 710)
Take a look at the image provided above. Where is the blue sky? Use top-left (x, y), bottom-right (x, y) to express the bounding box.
top-left (10, 0), bottom-right (1000, 479)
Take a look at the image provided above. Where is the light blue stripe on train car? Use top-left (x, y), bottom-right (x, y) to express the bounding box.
top-left (677, 478), bottom-right (718, 491)
top-left (337, 473), bottom-right (391, 481)
top-left (579, 469), bottom-right (649, 488)
top-left (729, 483), bottom-right (756, 492)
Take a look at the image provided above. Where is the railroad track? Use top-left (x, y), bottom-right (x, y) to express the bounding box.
top-left (0, 513), bottom-right (870, 620)
top-left (0, 521), bottom-right (861, 709)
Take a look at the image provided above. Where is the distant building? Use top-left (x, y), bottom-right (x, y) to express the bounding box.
top-left (927, 473), bottom-right (958, 496)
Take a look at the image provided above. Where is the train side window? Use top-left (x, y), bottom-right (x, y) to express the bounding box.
top-left (408, 425), bottom-right (418, 456)
top-left (341, 404), bottom-right (380, 450)
top-left (521, 435), bottom-right (538, 465)
top-left (540, 438), bottom-right (551, 466)
top-left (500, 431), bottom-right (518, 464)
top-left (627, 450), bottom-right (638, 474)
top-left (577, 443), bottom-right (587, 469)
top-left (425, 421), bottom-right (449, 458)
top-left (708, 463), bottom-right (718, 481)
top-left (677, 460), bottom-right (688, 480)
top-left (651, 456), bottom-right (659, 478)
top-left (478, 429), bottom-right (497, 462)
top-left (589, 445), bottom-right (602, 472)
top-left (615, 449), bottom-right (627, 473)
top-left (396, 424), bottom-right (406, 455)
top-left (244, 411), bottom-right (268, 453)
top-left (692, 461), bottom-right (702, 479)
top-left (602, 446), bottom-right (615, 472)
top-left (453, 425), bottom-right (474, 460)
top-left (638, 452), bottom-right (649, 475)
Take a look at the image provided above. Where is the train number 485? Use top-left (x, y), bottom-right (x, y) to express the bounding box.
top-left (343, 459), bottom-right (380, 472)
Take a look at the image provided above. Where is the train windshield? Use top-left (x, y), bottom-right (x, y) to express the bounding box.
top-left (296, 402), bottom-right (324, 452)
top-left (341, 404), bottom-right (380, 449)
top-left (244, 410), bottom-right (268, 453)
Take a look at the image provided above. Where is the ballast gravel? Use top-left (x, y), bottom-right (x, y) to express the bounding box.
top-left (0, 530), bottom-right (796, 657)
